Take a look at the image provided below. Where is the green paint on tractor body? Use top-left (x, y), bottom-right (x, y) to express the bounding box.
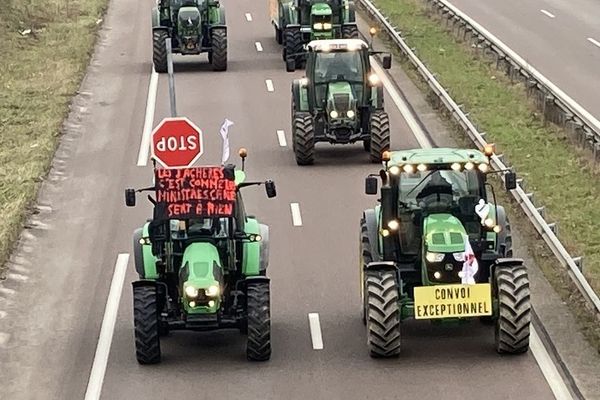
top-left (310, 3), bottom-right (334, 40)
top-left (180, 243), bottom-right (222, 314)
top-left (423, 214), bottom-right (467, 254)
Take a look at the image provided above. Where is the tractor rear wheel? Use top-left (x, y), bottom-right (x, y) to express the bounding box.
top-left (133, 285), bottom-right (161, 364)
top-left (365, 270), bottom-right (401, 357)
top-left (152, 30), bottom-right (169, 73)
top-left (360, 217), bottom-right (373, 325)
top-left (246, 281), bottom-right (271, 361)
top-left (211, 28), bottom-right (228, 71)
top-left (283, 28), bottom-right (303, 67)
top-left (494, 264), bottom-right (531, 354)
top-left (368, 111), bottom-right (390, 163)
top-left (292, 112), bottom-right (315, 165)
top-left (342, 25), bottom-right (359, 39)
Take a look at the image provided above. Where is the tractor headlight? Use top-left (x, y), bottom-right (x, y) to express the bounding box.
top-left (368, 73), bottom-right (380, 86)
top-left (206, 285), bottom-right (219, 297)
top-left (451, 163), bottom-right (462, 171)
top-left (417, 163), bottom-right (427, 172)
top-left (388, 165), bottom-right (401, 175)
top-left (346, 110), bottom-right (355, 119)
top-left (478, 163), bottom-right (489, 173)
top-left (426, 252), bottom-right (445, 263)
top-left (380, 228), bottom-right (390, 237)
top-left (465, 162), bottom-right (475, 170)
top-left (300, 78), bottom-right (309, 86)
top-left (402, 164), bottom-right (415, 174)
top-left (387, 220), bottom-right (400, 230)
top-left (323, 22), bottom-right (332, 30)
top-left (185, 286), bottom-right (198, 298)
top-left (208, 300), bottom-right (216, 307)
top-left (484, 218), bottom-right (494, 228)
top-left (330, 110), bottom-right (339, 118)
top-left (313, 22), bottom-right (324, 30)
top-left (493, 225), bottom-right (502, 233)
top-left (453, 252), bottom-right (464, 261)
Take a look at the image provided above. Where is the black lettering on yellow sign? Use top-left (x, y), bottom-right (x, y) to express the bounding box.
top-left (434, 286), bottom-right (471, 300)
top-left (415, 301), bottom-right (490, 318)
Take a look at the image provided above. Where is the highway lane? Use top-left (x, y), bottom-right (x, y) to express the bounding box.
top-left (0, 0), bottom-right (557, 398)
top-left (446, 0), bottom-right (600, 122)
top-left (99, 0), bottom-right (554, 399)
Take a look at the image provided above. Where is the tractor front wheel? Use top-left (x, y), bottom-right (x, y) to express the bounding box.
top-left (133, 285), bottom-right (161, 364)
top-left (494, 264), bottom-right (531, 354)
top-left (246, 281), bottom-right (271, 361)
top-left (283, 28), bottom-right (303, 67)
top-left (211, 28), bottom-right (228, 71)
top-left (342, 25), bottom-right (359, 39)
top-left (365, 270), bottom-right (401, 357)
top-left (292, 112), bottom-right (315, 165)
top-left (152, 30), bottom-right (169, 73)
top-left (368, 111), bottom-right (390, 163)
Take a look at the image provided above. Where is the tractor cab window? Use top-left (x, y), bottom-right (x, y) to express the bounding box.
top-left (314, 51), bottom-right (365, 105)
top-left (187, 217), bottom-right (229, 239)
top-left (398, 170), bottom-right (481, 209)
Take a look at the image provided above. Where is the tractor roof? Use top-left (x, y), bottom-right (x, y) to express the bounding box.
top-left (388, 148), bottom-right (489, 166)
top-left (307, 39), bottom-right (368, 52)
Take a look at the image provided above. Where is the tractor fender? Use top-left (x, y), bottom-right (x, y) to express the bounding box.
top-left (259, 224), bottom-right (270, 272)
top-left (364, 261), bottom-right (397, 272)
top-left (243, 217), bottom-right (262, 276)
top-left (363, 209), bottom-right (381, 262)
top-left (343, 0), bottom-right (356, 23)
top-left (133, 223), bottom-right (159, 279)
top-left (490, 257), bottom-right (525, 280)
top-left (208, 5), bottom-right (226, 26)
top-left (292, 80), bottom-right (309, 112)
top-left (495, 205), bottom-right (509, 254)
top-left (151, 7), bottom-right (161, 28)
top-left (370, 85), bottom-right (384, 109)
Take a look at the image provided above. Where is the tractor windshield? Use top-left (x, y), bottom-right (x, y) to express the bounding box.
top-left (398, 169), bottom-right (482, 208)
top-left (186, 217), bottom-right (229, 238)
top-left (313, 51), bottom-right (365, 105)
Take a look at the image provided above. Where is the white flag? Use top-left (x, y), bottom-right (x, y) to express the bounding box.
top-left (460, 234), bottom-right (479, 285)
top-left (219, 118), bottom-right (234, 165)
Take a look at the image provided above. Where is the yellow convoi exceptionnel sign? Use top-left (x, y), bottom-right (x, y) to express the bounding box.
top-left (414, 283), bottom-right (492, 319)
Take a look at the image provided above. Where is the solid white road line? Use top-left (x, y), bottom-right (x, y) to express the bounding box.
top-left (265, 79), bottom-right (275, 92)
top-left (587, 37), bottom-right (600, 49)
top-left (255, 42), bottom-right (263, 52)
top-left (370, 59), bottom-right (431, 149)
top-left (137, 68), bottom-right (159, 166)
top-left (308, 313), bottom-right (324, 350)
top-left (290, 203), bottom-right (303, 226)
top-left (84, 253), bottom-right (130, 400)
top-left (245, 13), bottom-right (252, 22)
top-left (276, 130), bottom-right (287, 147)
top-left (540, 9), bottom-right (556, 19)
top-left (530, 329), bottom-right (574, 400)
top-left (381, 45), bottom-right (574, 400)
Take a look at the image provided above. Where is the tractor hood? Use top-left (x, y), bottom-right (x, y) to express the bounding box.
top-left (177, 6), bottom-right (202, 52)
top-left (179, 242), bottom-right (222, 313)
top-left (423, 213), bottom-right (467, 253)
top-left (326, 82), bottom-right (357, 122)
top-left (311, 3), bottom-right (332, 16)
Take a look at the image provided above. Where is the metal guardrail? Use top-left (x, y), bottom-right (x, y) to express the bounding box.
top-left (426, 0), bottom-right (600, 157)
top-left (357, 0), bottom-right (600, 315)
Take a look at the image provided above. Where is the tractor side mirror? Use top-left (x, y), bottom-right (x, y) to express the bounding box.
top-left (286, 58), bottom-right (296, 72)
top-left (365, 176), bottom-right (378, 195)
top-left (265, 180), bottom-right (277, 198)
top-left (504, 171), bottom-right (517, 191)
top-left (382, 54), bottom-right (392, 70)
top-left (125, 188), bottom-right (136, 207)
top-left (223, 164), bottom-right (235, 180)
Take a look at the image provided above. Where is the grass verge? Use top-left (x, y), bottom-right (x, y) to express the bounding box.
top-left (368, 0), bottom-right (600, 349)
top-left (0, 0), bottom-right (108, 275)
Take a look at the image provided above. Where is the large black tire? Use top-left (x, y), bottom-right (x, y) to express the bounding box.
top-left (246, 281), bottom-right (271, 361)
top-left (292, 112), bottom-right (315, 165)
top-left (360, 217), bottom-right (373, 325)
top-left (365, 270), bottom-right (401, 357)
top-left (283, 28), bottom-right (303, 67)
top-left (494, 265), bottom-right (531, 354)
top-left (133, 285), bottom-right (161, 364)
top-left (152, 30), bottom-right (168, 73)
top-left (368, 111), bottom-right (390, 163)
top-left (211, 28), bottom-right (227, 71)
top-left (342, 25), bottom-right (359, 39)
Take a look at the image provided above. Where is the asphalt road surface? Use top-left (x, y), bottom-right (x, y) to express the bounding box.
top-left (447, 0), bottom-right (600, 122)
top-left (0, 0), bottom-right (558, 399)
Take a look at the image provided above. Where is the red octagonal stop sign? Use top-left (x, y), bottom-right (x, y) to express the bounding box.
top-left (151, 117), bottom-right (204, 168)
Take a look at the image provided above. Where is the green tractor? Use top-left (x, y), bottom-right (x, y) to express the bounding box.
top-left (360, 147), bottom-right (531, 357)
top-left (124, 150), bottom-right (276, 363)
top-left (271, 0), bottom-right (358, 68)
top-left (152, 0), bottom-right (227, 72)
top-left (287, 39), bottom-right (392, 164)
